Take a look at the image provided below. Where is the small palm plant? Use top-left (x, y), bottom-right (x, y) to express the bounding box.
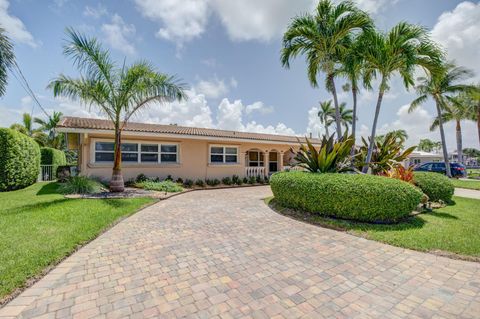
top-left (10, 113), bottom-right (48, 146)
top-left (317, 100), bottom-right (335, 136)
top-left (293, 134), bottom-right (355, 173)
top-left (34, 111), bottom-right (64, 149)
top-left (49, 29), bottom-right (187, 192)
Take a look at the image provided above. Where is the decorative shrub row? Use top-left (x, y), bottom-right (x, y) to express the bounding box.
top-left (0, 128), bottom-right (41, 191)
top-left (413, 172), bottom-right (454, 203)
top-left (270, 171), bottom-right (423, 223)
top-left (132, 174), bottom-right (268, 189)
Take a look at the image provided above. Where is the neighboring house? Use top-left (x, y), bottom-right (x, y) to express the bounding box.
top-left (405, 151), bottom-right (443, 167)
top-left (449, 151), bottom-right (478, 167)
top-left (58, 117), bottom-right (316, 181)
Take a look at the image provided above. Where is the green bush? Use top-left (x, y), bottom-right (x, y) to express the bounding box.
top-left (413, 172), bottom-right (454, 203)
top-left (195, 179), bottom-right (205, 187)
top-left (135, 173), bottom-right (148, 183)
top-left (270, 171), bottom-right (422, 223)
top-left (248, 176), bottom-right (256, 184)
top-left (183, 179), bottom-right (194, 188)
top-left (222, 177), bottom-right (232, 185)
top-left (137, 180), bottom-right (183, 193)
top-left (58, 176), bottom-right (103, 194)
top-left (40, 147), bottom-right (67, 174)
top-left (0, 128), bottom-right (41, 191)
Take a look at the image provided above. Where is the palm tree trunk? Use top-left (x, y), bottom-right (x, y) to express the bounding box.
top-left (477, 102), bottom-right (480, 147)
top-left (325, 118), bottom-right (330, 137)
top-left (110, 127), bottom-right (125, 192)
top-left (350, 87), bottom-right (357, 158)
top-left (434, 98), bottom-right (452, 178)
top-left (329, 74), bottom-right (342, 138)
top-left (456, 120), bottom-right (463, 164)
top-left (362, 88), bottom-right (384, 174)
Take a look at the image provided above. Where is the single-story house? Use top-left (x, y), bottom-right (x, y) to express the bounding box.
top-left (58, 117), bottom-right (317, 181)
top-left (404, 151), bottom-right (443, 167)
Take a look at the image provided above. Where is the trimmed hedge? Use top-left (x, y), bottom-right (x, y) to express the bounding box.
top-left (40, 147), bottom-right (67, 169)
top-left (0, 128), bottom-right (41, 191)
top-left (413, 172), bottom-right (454, 203)
top-left (270, 171), bottom-right (423, 223)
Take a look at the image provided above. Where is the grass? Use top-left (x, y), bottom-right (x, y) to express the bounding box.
top-left (0, 182), bottom-right (154, 301)
top-left (266, 196), bottom-right (480, 258)
top-left (451, 179), bottom-right (480, 190)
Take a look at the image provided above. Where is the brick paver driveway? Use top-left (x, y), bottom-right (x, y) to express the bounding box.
top-left (2, 186), bottom-right (480, 319)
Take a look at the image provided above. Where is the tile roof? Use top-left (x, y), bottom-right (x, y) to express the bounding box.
top-left (58, 117), bottom-right (321, 144)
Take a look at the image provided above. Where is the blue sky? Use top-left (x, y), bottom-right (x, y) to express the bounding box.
top-left (1, 0), bottom-right (479, 150)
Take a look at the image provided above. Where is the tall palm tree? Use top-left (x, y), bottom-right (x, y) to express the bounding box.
top-left (410, 64), bottom-right (474, 177)
top-left (418, 138), bottom-right (436, 152)
top-left (34, 111), bottom-right (63, 141)
top-left (281, 0), bottom-right (372, 138)
top-left (360, 22), bottom-right (443, 173)
top-left (0, 26), bottom-right (15, 96)
top-left (467, 84), bottom-right (480, 146)
top-left (317, 100), bottom-right (335, 136)
top-left (49, 29), bottom-right (187, 192)
top-left (430, 94), bottom-right (475, 164)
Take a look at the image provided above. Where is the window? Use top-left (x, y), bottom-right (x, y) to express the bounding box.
top-left (269, 152), bottom-right (278, 172)
top-left (248, 151), bottom-right (264, 167)
top-left (94, 141), bottom-right (178, 164)
top-left (210, 146), bottom-right (238, 164)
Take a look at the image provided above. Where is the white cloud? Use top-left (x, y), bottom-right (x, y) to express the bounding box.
top-left (194, 77), bottom-right (229, 99)
top-left (432, 1), bottom-right (480, 81)
top-left (133, 0), bottom-right (209, 46)
top-left (0, 0), bottom-right (37, 47)
top-left (84, 4), bottom-right (108, 19)
top-left (245, 101), bottom-right (274, 115)
top-left (306, 105), bottom-right (324, 138)
top-left (101, 14), bottom-right (136, 55)
top-left (20, 96), bottom-right (32, 108)
top-left (210, 0), bottom-right (315, 42)
top-left (352, 0), bottom-right (397, 14)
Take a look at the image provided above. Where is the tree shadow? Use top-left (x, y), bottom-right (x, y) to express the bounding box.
top-left (102, 199), bottom-right (131, 208)
top-left (429, 211), bottom-right (458, 220)
top-left (36, 182), bottom-right (60, 195)
top-left (2, 198), bottom-right (70, 216)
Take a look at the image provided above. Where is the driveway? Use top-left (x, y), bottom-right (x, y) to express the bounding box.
top-left (1, 186), bottom-right (479, 319)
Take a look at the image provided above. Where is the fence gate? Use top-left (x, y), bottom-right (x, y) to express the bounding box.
top-left (38, 165), bottom-right (56, 182)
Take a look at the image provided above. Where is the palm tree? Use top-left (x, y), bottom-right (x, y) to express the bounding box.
top-left (10, 113), bottom-right (48, 146)
top-left (49, 29), bottom-right (187, 192)
top-left (467, 84), bottom-right (480, 146)
top-left (0, 26), bottom-right (15, 96)
top-left (410, 64), bottom-right (474, 177)
top-left (281, 0), bottom-right (372, 138)
top-left (317, 100), bottom-right (335, 136)
top-left (430, 94), bottom-right (475, 164)
top-left (338, 102), bottom-right (353, 133)
top-left (34, 111), bottom-right (63, 143)
top-left (360, 22), bottom-right (443, 173)
top-left (418, 138), bottom-right (436, 152)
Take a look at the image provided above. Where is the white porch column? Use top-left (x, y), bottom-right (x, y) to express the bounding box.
top-left (279, 151), bottom-right (284, 171)
top-left (263, 150), bottom-right (269, 177)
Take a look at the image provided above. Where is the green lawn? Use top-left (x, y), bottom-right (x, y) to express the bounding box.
top-left (0, 182), bottom-right (154, 301)
top-left (451, 179), bottom-right (480, 190)
top-left (267, 196), bottom-right (480, 258)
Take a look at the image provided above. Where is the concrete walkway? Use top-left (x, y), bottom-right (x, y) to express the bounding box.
top-left (454, 188), bottom-right (480, 199)
top-left (1, 186), bottom-right (480, 319)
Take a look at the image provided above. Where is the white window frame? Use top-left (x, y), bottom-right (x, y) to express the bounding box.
top-left (91, 139), bottom-right (180, 165)
top-left (209, 145), bottom-right (239, 165)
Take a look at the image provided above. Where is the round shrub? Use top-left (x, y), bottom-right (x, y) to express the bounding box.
top-left (270, 171), bottom-right (423, 223)
top-left (413, 172), bottom-right (454, 203)
top-left (0, 128), bottom-right (41, 191)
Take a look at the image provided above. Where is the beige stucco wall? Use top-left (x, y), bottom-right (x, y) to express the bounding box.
top-left (76, 132), bottom-right (295, 181)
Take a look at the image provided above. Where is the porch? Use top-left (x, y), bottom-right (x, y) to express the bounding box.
top-left (244, 149), bottom-right (296, 177)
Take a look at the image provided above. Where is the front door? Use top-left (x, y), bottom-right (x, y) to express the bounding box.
top-left (269, 152), bottom-right (278, 173)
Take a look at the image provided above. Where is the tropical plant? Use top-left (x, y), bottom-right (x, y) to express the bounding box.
top-left (409, 64), bottom-right (475, 176)
top-left (9, 113), bottom-right (48, 146)
top-left (430, 94), bottom-right (475, 164)
top-left (359, 22), bottom-right (443, 173)
top-left (49, 29), bottom-right (187, 192)
top-left (317, 100), bottom-right (335, 136)
top-left (357, 131), bottom-right (416, 175)
top-left (58, 176), bottom-right (104, 194)
top-left (468, 84), bottom-right (480, 146)
top-left (34, 111), bottom-right (64, 148)
top-left (383, 164), bottom-right (415, 184)
top-left (293, 134), bottom-right (355, 173)
top-left (281, 0), bottom-right (372, 138)
top-left (376, 129), bottom-right (408, 145)
top-left (0, 26), bottom-right (14, 97)
top-left (417, 138), bottom-right (438, 152)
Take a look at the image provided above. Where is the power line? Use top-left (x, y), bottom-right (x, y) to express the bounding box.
top-left (9, 61), bottom-right (50, 118)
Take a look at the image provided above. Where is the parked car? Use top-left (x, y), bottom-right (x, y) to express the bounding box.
top-left (414, 162), bottom-right (467, 178)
